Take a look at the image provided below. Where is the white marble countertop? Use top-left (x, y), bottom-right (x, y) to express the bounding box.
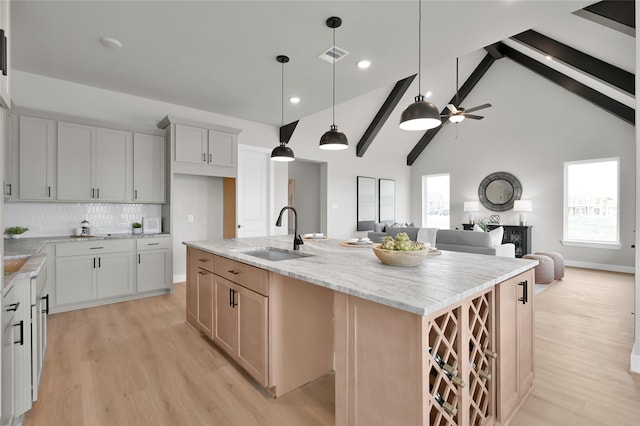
top-left (184, 236), bottom-right (538, 316)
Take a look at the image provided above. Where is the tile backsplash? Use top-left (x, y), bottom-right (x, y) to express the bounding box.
top-left (4, 202), bottom-right (162, 237)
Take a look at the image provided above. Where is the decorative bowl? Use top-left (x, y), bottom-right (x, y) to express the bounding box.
top-left (372, 243), bottom-right (430, 267)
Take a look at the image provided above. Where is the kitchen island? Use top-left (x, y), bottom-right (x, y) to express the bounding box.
top-left (185, 236), bottom-right (537, 426)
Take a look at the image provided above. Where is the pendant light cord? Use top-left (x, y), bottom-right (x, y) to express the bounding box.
top-left (418, 0), bottom-right (422, 96)
top-left (332, 25), bottom-right (336, 126)
top-left (281, 59), bottom-right (285, 127)
top-left (456, 57), bottom-right (459, 106)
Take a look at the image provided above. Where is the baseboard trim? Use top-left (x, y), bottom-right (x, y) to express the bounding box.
top-left (174, 273), bottom-right (186, 283)
top-left (565, 260), bottom-right (634, 274)
top-left (631, 342), bottom-right (640, 374)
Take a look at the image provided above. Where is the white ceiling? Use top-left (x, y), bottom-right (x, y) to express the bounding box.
top-left (12, 1), bottom-right (605, 127)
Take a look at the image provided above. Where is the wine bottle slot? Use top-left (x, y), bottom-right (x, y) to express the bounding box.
top-left (428, 347), bottom-right (459, 377)
top-left (429, 367), bottom-right (466, 388)
top-left (484, 349), bottom-right (498, 359)
top-left (435, 391), bottom-right (457, 416)
top-left (479, 368), bottom-right (492, 381)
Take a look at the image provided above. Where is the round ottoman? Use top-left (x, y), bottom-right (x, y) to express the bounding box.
top-left (523, 254), bottom-right (554, 284)
top-left (535, 251), bottom-right (565, 280)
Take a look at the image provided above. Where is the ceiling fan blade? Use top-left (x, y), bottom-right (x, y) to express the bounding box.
top-left (463, 103), bottom-right (492, 113)
top-left (446, 104), bottom-right (458, 113)
top-left (464, 114), bottom-right (484, 120)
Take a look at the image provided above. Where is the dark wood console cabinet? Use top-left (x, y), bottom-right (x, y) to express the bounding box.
top-left (462, 224), bottom-right (532, 258)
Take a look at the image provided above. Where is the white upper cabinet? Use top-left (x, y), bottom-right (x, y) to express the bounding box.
top-left (133, 133), bottom-right (165, 203)
top-left (58, 122), bottom-right (131, 202)
top-left (208, 130), bottom-right (235, 168)
top-left (163, 117), bottom-right (239, 178)
top-left (175, 124), bottom-right (207, 164)
top-left (0, 0), bottom-right (11, 108)
top-left (19, 116), bottom-right (57, 200)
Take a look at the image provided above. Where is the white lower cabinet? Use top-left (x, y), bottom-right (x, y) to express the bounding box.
top-left (52, 236), bottom-right (172, 312)
top-left (54, 239), bottom-right (135, 310)
top-left (1, 285), bottom-right (16, 426)
top-left (136, 237), bottom-right (171, 293)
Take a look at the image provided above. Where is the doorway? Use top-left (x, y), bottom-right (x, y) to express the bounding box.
top-left (288, 159), bottom-right (326, 235)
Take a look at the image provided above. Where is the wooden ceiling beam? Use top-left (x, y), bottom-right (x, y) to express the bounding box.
top-left (499, 42), bottom-right (634, 125)
top-left (279, 120), bottom-right (299, 144)
top-left (584, 0), bottom-right (635, 29)
top-left (356, 74), bottom-right (416, 157)
top-left (406, 53), bottom-right (496, 166)
top-left (512, 29), bottom-right (634, 94)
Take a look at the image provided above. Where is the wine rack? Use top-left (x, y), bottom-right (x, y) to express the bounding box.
top-left (468, 290), bottom-right (495, 426)
top-left (427, 307), bottom-right (461, 426)
top-left (426, 287), bottom-right (495, 426)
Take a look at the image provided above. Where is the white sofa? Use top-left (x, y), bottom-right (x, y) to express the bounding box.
top-left (435, 229), bottom-right (515, 258)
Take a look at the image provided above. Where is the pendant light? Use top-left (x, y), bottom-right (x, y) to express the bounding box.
top-left (319, 16), bottom-right (348, 151)
top-left (399, 0), bottom-right (441, 131)
top-left (271, 55), bottom-right (295, 162)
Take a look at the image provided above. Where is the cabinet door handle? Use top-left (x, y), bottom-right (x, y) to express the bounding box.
top-left (198, 258), bottom-right (209, 262)
top-left (92, 188), bottom-right (95, 198)
top-left (134, 189), bottom-right (138, 200)
top-left (90, 247), bottom-right (104, 250)
top-left (209, 153), bottom-right (212, 163)
top-left (138, 253), bottom-right (141, 264)
top-left (202, 152), bottom-right (206, 162)
top-left (197, 271), bottom-right (208, 275)
top-left (48, 186), bottom-right (51, 198)
top-left (518, 280), bottom-right (528, 304)
top-left (43, 294), bottom-right (50, 315)
top-left (93, 257), bottom-right (96, 269)
top-left (0, 30), bottom-right (6, 76)
top-left (147, 242), bottom-right (159, 246)
top-left (99, 257), bottom-right (101, 268)
top-left (14, 321), bottom-right (24, 345)
top-left (6, 302), bottom-right (19, 312)
top-left (97, 188), bottom-right (100, 199)
top-left (231, 289), bottom-right (237, 308)
top-left (5, 182), bottom-right (11, 196)
top-left (228, 270), bottom-right (240, 275)
top-left (229, 288), bottom-right (233, 307)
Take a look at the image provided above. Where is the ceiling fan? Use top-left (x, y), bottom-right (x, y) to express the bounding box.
top-left (441, 58), bottom-right (491, 123)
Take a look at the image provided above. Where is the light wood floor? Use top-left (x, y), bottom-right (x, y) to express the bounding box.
top-left (24, 267), bottom-right (639, 426)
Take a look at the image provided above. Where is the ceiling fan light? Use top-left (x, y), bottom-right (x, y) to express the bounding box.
top-left (319, 125), bottom-right (349, 150)
top-left (399, 95), bottom-right (442, 131)
top-left (271, 143), bottom-right (295, 161)
top-left (449, 114), bottom-right (465, 124)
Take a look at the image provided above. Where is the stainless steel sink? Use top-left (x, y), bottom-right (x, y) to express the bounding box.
top-left (237, 247), bottom-right (312, 261)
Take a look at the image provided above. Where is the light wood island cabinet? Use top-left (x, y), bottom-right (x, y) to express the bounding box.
top-left (185, 240), bottom-right (536, 424)
top-left (186, 248), bottom-right (334, 397)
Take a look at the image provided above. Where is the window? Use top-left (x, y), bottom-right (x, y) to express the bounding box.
top-left (422, 174), bottom-right (450, 229)
top-left (563, 158), bottom-right (620, 248)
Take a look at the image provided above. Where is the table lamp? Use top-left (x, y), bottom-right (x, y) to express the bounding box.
top-left (513, 200), bottom-right (532, 226)
top-left (463, 201), bottom-right (480, 225)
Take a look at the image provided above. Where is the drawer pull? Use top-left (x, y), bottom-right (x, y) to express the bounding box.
top-left (6, 302), bottom-right (19, 312)
top-left (43, 295), bottom-right (50, 315)
top-left (14, 320), bottom-right (24, 345)
top-left (147, 242), bottom-right (160, 246)
top-left (228, 270), bottom-right (240, 275)
top-left (198, 271), bottom-right (209, 275)
top-left (198, 258), bottom-right (209, 262)
top-left (90, 246), bottom-right (104, 250)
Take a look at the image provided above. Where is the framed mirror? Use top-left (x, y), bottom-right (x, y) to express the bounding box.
top-left (478, 171), bottom-right (522, 211)
top-left (357, 176), bottom-right (376, 231)
top-left (378, 179), bottom-right (395, 224)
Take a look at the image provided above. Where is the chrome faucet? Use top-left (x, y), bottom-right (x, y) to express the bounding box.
top-left (275, 206), bottom-right (304, 251)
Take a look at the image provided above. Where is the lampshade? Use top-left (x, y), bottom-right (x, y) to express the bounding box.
top-left (319, 17), bottom-right (348, 151)
top-left (513, 200), bottom-right (532, 212)
top-left (449, 114), bottom-right (465, 124)
top-left (271, 143), bottom-right (295, 161)
top-left (399, 0), bottom-right (441, 132)
top-left (463, 201), bottom-right (480, 212)
top-left (319, 124), bottom-right (348, 150)
top-left (271, 54), bottom-right (295, 162)
top-left (399, 95), bottom-right (442, 131)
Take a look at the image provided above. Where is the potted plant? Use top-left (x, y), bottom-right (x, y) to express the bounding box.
top-left (132, 222), bottom-right (143, 234)
top-left (5, 226), bottom-right (29, 239)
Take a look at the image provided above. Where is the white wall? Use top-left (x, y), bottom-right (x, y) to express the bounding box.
top-left (630, 0), bottom-right (639, 374)
top-left (171, 174), bottom-right (223, 280)
top-left (411, 58), bottom-right (635, 270)
top-left (288, 160), bottom-right (322, 235)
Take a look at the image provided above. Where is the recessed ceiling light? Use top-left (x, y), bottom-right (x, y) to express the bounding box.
top-left (425, 91), bottom-right (432, 98)
top-left (100, 37), bottom-right (123, 49)
top-left (357, 60), bottom-right (371, 69)
top-left (289, 97), bottom-right (300, 104)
